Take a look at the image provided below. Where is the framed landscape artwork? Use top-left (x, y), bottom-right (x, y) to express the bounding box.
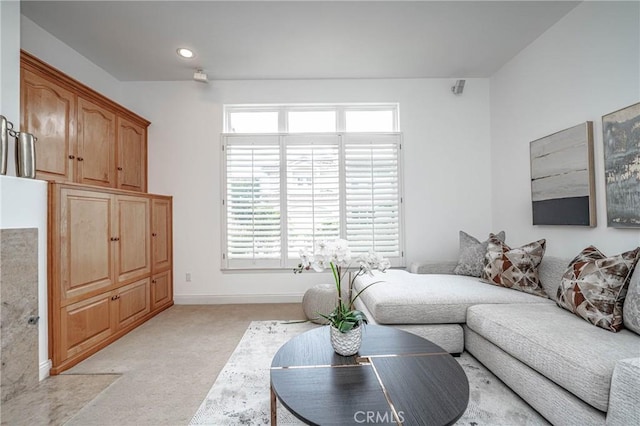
top-left (530, 122), bottom-right (596, 226)
top-left (603, 102), bottom-right (640, 228)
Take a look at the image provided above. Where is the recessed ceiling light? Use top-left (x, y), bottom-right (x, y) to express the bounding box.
top-left (177, 48), bottom-right (195, 59)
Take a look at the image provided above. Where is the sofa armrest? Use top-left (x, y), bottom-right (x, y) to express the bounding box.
top-left (607, 357), bottom-right (640, 425)
top-left (407, 260), bottom-right (457, 274)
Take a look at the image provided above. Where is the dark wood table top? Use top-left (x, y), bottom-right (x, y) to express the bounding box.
top-left (270, 325), bottom-right (469, 426)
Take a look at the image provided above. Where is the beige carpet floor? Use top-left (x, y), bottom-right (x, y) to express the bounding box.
top-left (0, 304), bottom-right (305, 426)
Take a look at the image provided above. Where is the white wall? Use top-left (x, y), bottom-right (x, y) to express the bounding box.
top-left (18, 11), bottom-right (493, 302)
top-left (20, 15), bottom-right (123, 106)
top-left (1, 0), bottom-right (20, 177)
top-left (14, 1), bottom-right (638, 307)
top-left (490, 1), bottom-right (640, 257)
top-left (121, 78), bottom-right (492, 302)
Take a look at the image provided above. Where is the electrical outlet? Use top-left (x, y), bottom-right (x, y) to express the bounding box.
top-left (186, 272), bottom-right (192, 282)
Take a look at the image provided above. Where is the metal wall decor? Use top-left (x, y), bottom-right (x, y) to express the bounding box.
top-left (530, 122), bottom-right (596, 226)
top-left (0, 114), bottom-right (38, 179)
top-left (15, 132), bottom-right (37, 179)
top-left (0, 115), bottom-right (11, 175)
top-left (603, 102), bottom-right (640, 228)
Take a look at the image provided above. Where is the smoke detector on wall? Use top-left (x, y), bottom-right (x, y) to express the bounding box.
top-left (193, 69), bottom-right (208, 83)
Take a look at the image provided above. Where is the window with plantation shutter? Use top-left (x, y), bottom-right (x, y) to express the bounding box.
top-left (224, 136), bottom-right (281, 268)
top-left (222, 103), bottom-right (404, 270)
top-left (345, 135), bottom-right (401, 257)
top-left (285, 136), bottom-right (341, 258)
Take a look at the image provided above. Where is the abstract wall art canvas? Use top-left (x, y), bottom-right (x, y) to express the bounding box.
top-left (530, 122), bottom-right (596, 226)
top-left (603, 102), bottom-right (640, 228)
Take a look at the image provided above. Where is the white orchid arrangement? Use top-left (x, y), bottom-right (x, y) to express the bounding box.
top-left (294, 239), bottom-right (390, 332)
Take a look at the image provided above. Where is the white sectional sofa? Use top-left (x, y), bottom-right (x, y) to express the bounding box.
top-left (352, 257), bottom-right (640, 425)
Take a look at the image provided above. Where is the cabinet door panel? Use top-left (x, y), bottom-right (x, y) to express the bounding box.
top-left (21, 69), bottom-right (76, 181)
top-left (117, 117), bottom-right (147, 192)
top-left (116, 195), bottom-right (151, 282)
top-left (77, 98), bottom-right (116, 187)
top-left (152, 198), bottom-right (172, 272)
top-left (151, 271), bottom-right (172, 311)
top-left (60, 189), bottom-right (114, 301)
top-left (114, 278), bottom-right (150, 330)
top-left (60, 293), bottom-right (112, 361)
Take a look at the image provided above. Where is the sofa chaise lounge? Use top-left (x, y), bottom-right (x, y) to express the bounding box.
top-left (352, 257), bottom-right (640, 425)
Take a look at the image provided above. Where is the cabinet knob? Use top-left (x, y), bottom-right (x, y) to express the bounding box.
top-left (115, 237), bottom-right (120, 241)
top-left (77, 157), bottom-right (84, 161)
top-left (152, 279), bottom-right (157, 284)
top-left (68, 155), bottom-right (75, 159)
top-left (117, 167), bottom-right (123, 171)
top-left (152, 233), bottom-right (157, 237)
top-left (111, 295), bottom-right (117, 301)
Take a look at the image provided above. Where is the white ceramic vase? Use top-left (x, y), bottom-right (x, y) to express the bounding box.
top-left (330, 324), bottom-right (362, 356)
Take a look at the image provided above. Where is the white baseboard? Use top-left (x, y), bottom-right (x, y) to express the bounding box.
top-left (174, 293), bottom-right (304, 305)
top-left (39, 359), bottom-right (51, 381)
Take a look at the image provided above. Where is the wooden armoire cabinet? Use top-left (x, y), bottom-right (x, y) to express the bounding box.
top-left (20, 51), bottom-right (149, 192)
top-left (20, 51), bottom-right (170, 374)
top-left (49, 183), bottom-right (173, 374)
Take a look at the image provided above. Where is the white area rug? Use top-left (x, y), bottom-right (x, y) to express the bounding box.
top-left (190, 321), bottom-right (549, 425)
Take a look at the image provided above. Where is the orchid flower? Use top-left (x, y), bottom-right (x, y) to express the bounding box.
top-left (293, 240), bottom-right (389, 332)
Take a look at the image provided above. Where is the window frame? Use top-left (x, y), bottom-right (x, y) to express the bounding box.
top-left (223, 103), bottom-right (400, 134)
top-left (221, 103), bottom-right (403, 271)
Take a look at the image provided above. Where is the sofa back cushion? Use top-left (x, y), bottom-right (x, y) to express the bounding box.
top-left (538, 256), bottom-right (568, 298)
top-left (624, 265), bottom-right (640, 335)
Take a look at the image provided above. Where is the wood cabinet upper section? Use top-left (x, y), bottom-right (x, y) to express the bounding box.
top-left (117, 117), bottom-right (147, 192)
top-left (20, 50), bottom-right (150, 192)
top-left (21, 68), bottom-right (77, 182)
top-left (77, 97), bottom-right (117, 187)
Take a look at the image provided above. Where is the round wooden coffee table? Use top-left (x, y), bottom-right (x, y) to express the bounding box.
top-left (270, 325), bottom-right (469, 425)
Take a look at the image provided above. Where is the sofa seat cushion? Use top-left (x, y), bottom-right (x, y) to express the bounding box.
top-left (466, 303), bottom-right (640, 412)
top-left (353, 269), bottom-right (552, 324)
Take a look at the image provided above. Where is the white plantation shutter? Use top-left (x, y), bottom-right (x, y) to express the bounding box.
top-left (222, 132), bottom-right (403, 269)
top-left (224, 136), bottom-right (281, 267)
top-left (345, 135), bottom-right (402, 259)
top-left (285, 136), bottom-right (341, 258)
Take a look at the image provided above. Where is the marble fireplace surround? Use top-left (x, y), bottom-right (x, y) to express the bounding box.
top-left (1, 228), bottom-right (39, 403)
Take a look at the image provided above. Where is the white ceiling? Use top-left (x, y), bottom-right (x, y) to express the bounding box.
top-left (20, 1), bottom-right (580, 81)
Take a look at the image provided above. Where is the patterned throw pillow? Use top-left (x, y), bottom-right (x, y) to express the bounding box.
top-left (453, 230), bottom-right (506, 277)
top-left (556, 246), bottom-right (640, 332)
top-left (481, 235), bottom-right (547, 297)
